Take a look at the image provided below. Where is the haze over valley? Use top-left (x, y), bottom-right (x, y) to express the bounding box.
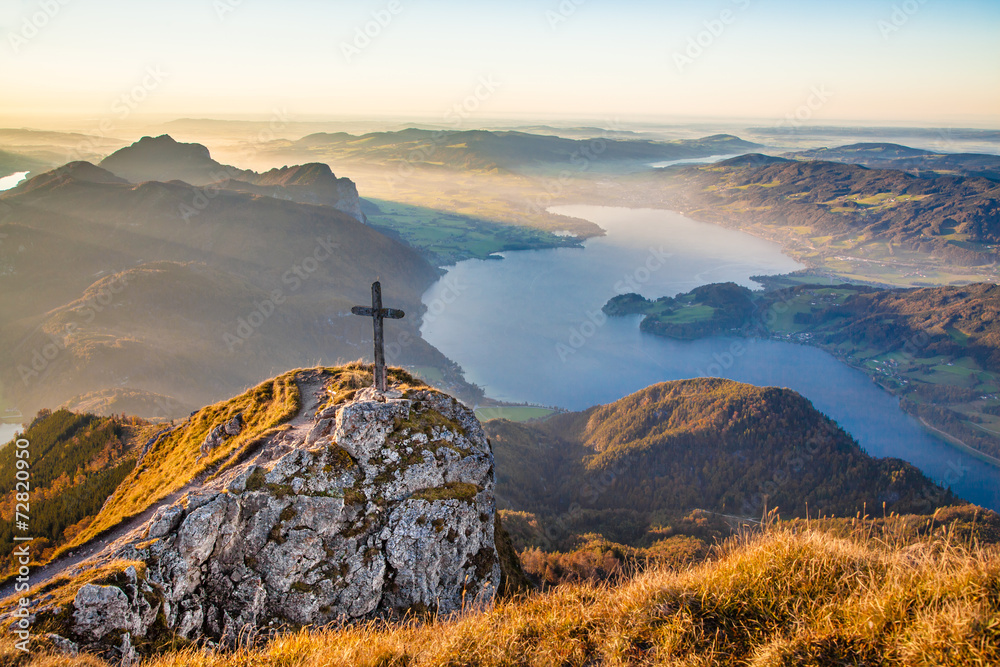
top-left (1, 1), bottom-right (999, 664)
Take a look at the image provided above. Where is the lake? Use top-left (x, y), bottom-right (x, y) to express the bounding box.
top-left (421, 205), bottom-right (1000, 510)
top-left (0, 171), bottom-right (29, 191)
top-left (647, 153), bottom-right (745, 169)
top-left (0, 424), bottom-right (23, 446)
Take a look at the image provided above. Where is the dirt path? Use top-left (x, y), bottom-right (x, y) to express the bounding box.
top-left (0, 371), bottom-right (331, 603)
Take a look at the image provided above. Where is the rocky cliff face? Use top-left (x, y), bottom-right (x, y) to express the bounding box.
top-left (24, 370), bottom-right (500, 662)
top-left (247, 163), bottom-right (367, 223)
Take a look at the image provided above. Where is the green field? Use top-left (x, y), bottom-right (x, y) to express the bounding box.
top-left (651, 304), bottom-right (715, 324)
top-left (366, 199), bottom-right (580, 266)
top-left (474, 406), bottom-right (556, 422)
top-left (765, 288), bottom-right (855, 333)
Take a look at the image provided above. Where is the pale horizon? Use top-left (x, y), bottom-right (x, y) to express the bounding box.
top-left (1, 0), bottom-right (998, 129)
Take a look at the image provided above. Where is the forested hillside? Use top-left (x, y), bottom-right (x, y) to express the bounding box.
top-left (0, 411), bottom-right (146, 577)
top-left (0, 157), bottom-right (469, 418)
top-left (487, 378), bottom-right (956, 553)
top-left (666, 156), bottom-right (1000, 266)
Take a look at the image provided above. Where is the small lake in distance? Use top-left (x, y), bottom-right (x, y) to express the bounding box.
top-left (0, 424), bottom-right (23, 446)
top-left (0, 171), bottom-right (29, 191)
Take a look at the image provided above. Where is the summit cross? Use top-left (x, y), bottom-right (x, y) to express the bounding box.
top-left (351, 281), bottom-right (405, 391)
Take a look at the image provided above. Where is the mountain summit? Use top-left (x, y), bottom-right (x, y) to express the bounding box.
top-left (98, 135), bottom-right (366, 222)
top-left (13, 367), bottom-right (507, 661)
top-left (98, 134), bottom-right (226, 185)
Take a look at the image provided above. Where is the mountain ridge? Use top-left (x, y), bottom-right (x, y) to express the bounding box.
top-left (266, 128), bottom-right (765, 173)
top-left (659, 156), bottom-right (1000, 267)
top-left (0, 160), bottom-right (467, 419)
top-left (786, 142), bottom-right (1000, 181)
top-left (97, 135), bottom-right (366, 222)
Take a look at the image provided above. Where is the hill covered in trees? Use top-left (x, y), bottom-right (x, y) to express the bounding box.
top-left (0, 410), bottom-right (147, 579)
top-left (486, 378), bottom-right (957, 553)
top-left (664, 155), bottom-right (1000, 267)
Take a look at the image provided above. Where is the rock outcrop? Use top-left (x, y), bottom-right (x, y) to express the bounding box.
top-left (25, 369), bottom-right (501, 661)
top-left (246, 163), bottom-right (367, 223)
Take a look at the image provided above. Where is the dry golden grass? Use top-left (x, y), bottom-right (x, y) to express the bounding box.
top-left (3, 517), bottom-right (994, 666)
top-left (53, 371), bottom-right (302, 557)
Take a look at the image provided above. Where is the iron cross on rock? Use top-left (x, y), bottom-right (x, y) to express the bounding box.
top-left (351, 281), bottom-right (405, 391)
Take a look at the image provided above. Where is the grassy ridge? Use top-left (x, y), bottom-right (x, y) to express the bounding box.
top-left (7, 515), bottom-right (998, 666)
top-left (60, 372), bottom-right (301, 553)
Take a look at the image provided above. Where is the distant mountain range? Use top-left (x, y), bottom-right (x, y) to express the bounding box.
top-left (487, 378), bottom-right (956, 549)
top-left (260, 129), bottom-right (764, 173)
top-left (750, 125), bottom-right (1000, 143)
top-left (0, 128), bottom-right (127, 168)
top-left (99, 134), bottom-right (365, 222)
top-left (786, 143), bottom-right (1000, 181)
top-left (0, 150), bottom-right (463, 419)
top-left (659, 154), bottom-right (1000, 266)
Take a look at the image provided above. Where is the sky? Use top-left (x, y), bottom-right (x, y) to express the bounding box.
top-left (1, 0), bottom-right (998, 127)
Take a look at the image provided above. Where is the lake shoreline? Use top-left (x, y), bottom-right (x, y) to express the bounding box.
top-left (420, 204), bottom-right (1000, 509)
top-left (603, 278), bottom-right (1000, 471)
